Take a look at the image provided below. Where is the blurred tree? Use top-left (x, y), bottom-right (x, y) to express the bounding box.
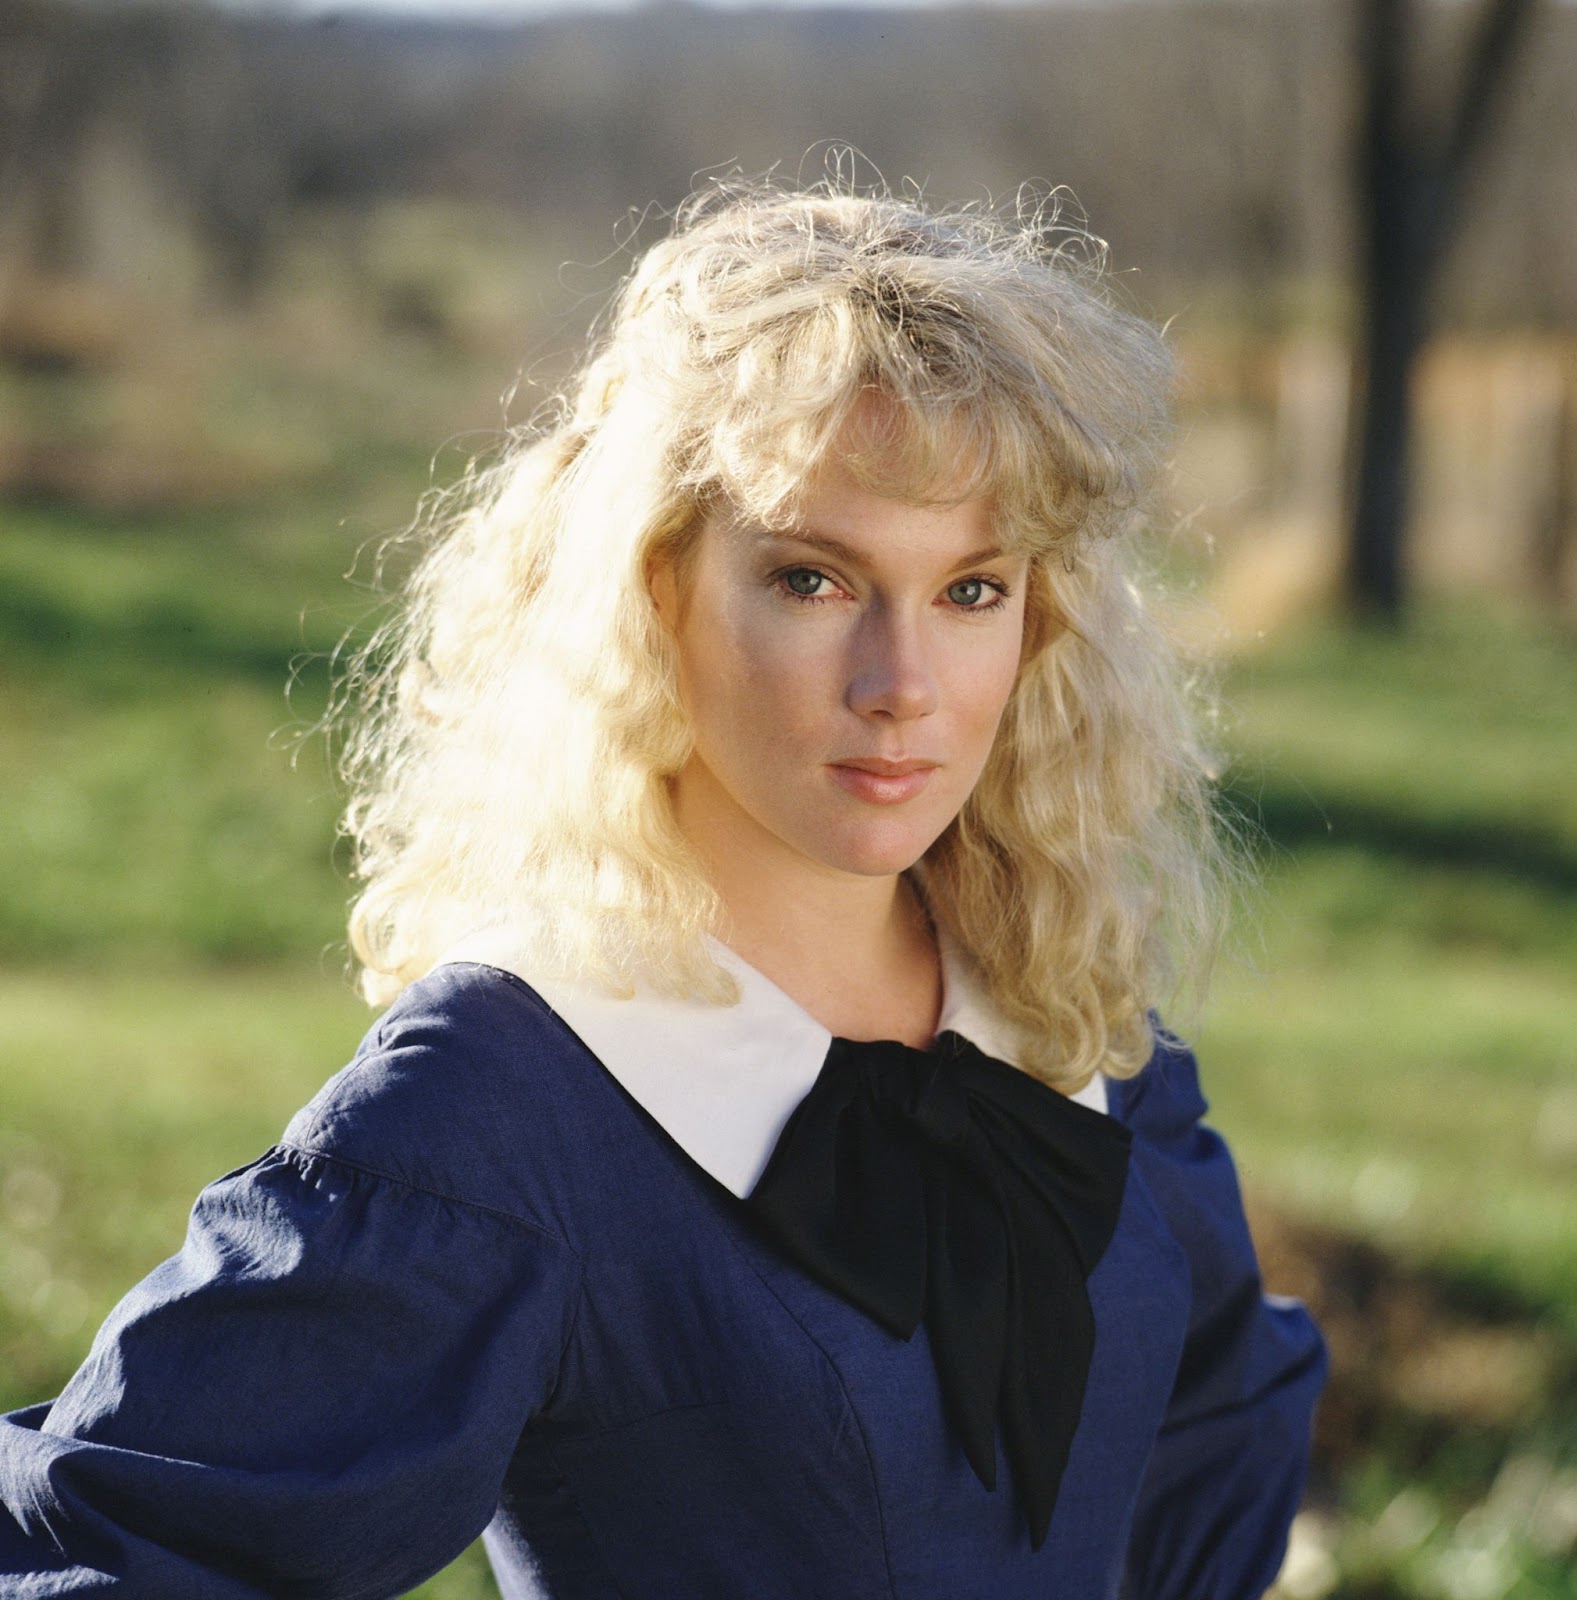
top-left (1347, 0), bottom-right (1542, 623)
top-left (0, 0), bottom-right (98, 283)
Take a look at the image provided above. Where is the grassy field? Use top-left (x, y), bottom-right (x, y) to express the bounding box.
top-left (2, 482), bottom-right (1574, 1597)
top-left (1204, 613), bottom-right (1577, 1323)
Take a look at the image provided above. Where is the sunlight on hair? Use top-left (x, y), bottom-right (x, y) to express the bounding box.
top-left (336, 176), bottom-right (1235, 1088)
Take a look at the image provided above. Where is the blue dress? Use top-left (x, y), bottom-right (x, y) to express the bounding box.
top-left (0, 960), bottom-right (1326, 1598)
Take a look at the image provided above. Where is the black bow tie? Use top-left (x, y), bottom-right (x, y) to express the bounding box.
top-left (744, 1029), bottom-right (1132, 1549)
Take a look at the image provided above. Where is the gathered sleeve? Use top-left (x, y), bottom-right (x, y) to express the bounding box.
top-left (0, 1143), bottom-right (583, 1598)
top-left (1117, 1036), bottom-right (1328, 1600)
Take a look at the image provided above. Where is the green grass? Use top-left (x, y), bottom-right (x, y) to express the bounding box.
top-left (2, 484), bottom-right (1574, 1596)
top-left (1200, 874), bottom-right (1577, 1325)
top-left (1223, 611), bottom-right (1577, 855)
top-left (0, 495), bottom-right (378, 962)
top-left (1194, 613), bottom-right (1577, 1332)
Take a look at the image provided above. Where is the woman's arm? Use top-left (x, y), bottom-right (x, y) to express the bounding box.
top-left (0, 1138), bottom-right (581, 1596)
top-left (1117, 1035), bottom-right (1328, 1600)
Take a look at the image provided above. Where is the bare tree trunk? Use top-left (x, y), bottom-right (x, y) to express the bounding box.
top-left (1350, 0), bottom-right (1417, 622)
top-left (1346, 0), bottom-right (1540, 623)
top-left (1531, 354), bottom-right (1577, 616)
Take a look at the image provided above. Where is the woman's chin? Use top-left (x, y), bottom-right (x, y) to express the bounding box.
top-left (807, 821), bottom-right (948, 881)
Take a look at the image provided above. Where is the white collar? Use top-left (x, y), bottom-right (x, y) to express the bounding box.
top-left (433, 929), bottom-right (1109, 1198)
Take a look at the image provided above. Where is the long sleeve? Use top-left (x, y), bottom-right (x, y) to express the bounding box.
top-left (1117, 1035), bottom-right (1327, 1600)
top-left (0, 1143), bottom-right (583, 1598)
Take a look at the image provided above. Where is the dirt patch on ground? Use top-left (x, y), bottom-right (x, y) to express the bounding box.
top-left (1247, 1200), bottom-right (1574, 1507)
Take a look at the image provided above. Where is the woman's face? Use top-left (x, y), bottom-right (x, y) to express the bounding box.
top-left (649, 458), bottom-right (1029, 892)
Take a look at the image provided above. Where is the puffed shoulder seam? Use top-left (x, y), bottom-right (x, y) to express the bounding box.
top-left (1110, 1017), bottom-right (1207, 1129)
top-left (287, 967), bottom-right (582, 1235)
top-left (270, 1140), bottom-right (584, 1261)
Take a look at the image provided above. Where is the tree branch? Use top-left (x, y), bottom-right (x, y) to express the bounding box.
top-left (1419, 0), bottom-right (1541, 273)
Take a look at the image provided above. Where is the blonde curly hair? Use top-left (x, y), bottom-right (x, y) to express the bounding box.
top-left (338, 181), bottom-right (1229, 1088)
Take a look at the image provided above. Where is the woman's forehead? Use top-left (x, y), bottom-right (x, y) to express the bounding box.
top-left (707, 470), bottom-right (1016, 572)
top-left (709, 465), bottom-right (1034, 562)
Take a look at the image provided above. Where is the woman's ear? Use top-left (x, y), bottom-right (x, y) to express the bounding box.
top-left (646, 548), bottom-right (679, 628)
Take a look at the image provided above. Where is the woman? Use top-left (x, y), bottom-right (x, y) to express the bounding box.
top-left (0, 185), bottom-right (1325, 1598)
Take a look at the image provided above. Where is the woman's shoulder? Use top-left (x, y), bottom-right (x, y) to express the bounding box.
top-left (1106, 1023), bottom-right (1210, 1146)
top-left (281, 961), bottom-right (597, 1223)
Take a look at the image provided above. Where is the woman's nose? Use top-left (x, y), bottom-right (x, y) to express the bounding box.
top-left (844, 606), bottom-right (939, 720)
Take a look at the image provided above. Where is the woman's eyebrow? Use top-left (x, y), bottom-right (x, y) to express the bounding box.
top-left (763, 528), bottom-right (1010, 571)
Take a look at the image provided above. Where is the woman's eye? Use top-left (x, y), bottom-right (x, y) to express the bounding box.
top-left (783, 568), bottom-right (829, 598)
top-left (946, 578), bottom-right (1000, 608)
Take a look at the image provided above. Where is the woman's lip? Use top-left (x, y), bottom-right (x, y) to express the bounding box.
top-left (834, 758), bottom-right (939, 776)
top-left (828, 761), bottom-right (938, 804)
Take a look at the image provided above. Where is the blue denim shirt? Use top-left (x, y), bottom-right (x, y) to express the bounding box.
top-left (1, 963), bottom-right (1326, 1598)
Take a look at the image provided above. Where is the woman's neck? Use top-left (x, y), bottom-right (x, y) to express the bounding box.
top-left (712, 867), bottom-right (943, 1048)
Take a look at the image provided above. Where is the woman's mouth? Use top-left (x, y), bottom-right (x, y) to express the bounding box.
top-left (827, 759), bottom-right (940, 805)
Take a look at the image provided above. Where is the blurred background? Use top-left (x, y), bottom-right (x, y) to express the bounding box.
top-left (1, 0), bottom-right (1573, 1594)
